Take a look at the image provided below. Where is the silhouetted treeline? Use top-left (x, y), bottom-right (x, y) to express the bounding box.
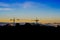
top-left (0, 23), bottom-right (60, 32)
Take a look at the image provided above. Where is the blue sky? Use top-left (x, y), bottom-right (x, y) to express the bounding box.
top-left (0, 0), bottom-right (60, 20)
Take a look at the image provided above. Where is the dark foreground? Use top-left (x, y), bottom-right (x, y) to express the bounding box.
top-left (0, 23), bottom-right (60, 32)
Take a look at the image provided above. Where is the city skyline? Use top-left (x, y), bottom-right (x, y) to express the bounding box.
top-left (0, 0), bottom-right (60, 23)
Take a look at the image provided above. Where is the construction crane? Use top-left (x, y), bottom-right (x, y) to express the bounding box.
top-left (10, 18), bottom-right (20, 25)
top-left (31, 17), bottom-right (39, 24)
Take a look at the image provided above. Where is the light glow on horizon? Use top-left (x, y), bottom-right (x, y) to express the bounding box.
top-left (0, 0), bottom-right (60, 23)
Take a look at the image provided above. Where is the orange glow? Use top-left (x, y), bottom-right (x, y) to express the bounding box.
top-left (0, 18), bottom-right (60, 24)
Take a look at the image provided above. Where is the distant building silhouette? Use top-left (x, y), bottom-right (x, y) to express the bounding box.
top-left (15, 23), bottom-right (20, 27)
top-left (25, 23), bottom-right (32, 26)
top-left (4, 23), bottom-right (11, 27)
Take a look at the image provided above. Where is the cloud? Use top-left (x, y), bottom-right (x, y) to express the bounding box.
top-left (17, 2), bottom-right (41, 8)
top-left (0, 8), bottom-right (13, 10)
top-left (0, 2), bottom-right (10, 7)
top-left (0, 1), bottom-right (48, 9)
top-left (21, 2), bottom-right (36, 8)
top-left (16, 2), bottom-right (48, 9)
top-left (0, 2), bottom-right (13, 11)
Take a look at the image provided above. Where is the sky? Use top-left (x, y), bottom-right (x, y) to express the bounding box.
top-left (0, 0), bottom-right (60, 23)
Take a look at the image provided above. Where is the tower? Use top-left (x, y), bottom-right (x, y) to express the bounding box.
top-left (34, 17), bottom-right (39, 24)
